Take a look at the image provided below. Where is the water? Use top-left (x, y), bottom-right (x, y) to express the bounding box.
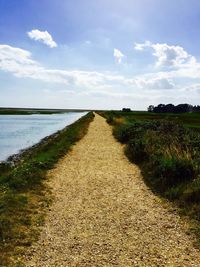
top-left (0, 112), bottom-right (87, 161)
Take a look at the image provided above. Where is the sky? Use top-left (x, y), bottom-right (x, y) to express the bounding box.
top-left (0, 0), bottom-right (200, 110)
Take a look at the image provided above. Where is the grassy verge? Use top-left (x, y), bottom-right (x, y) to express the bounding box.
top-left (0, 112), bottom-right (94, 266)
top-left (99, 110), bottom-right (200, 131)
top-left (99, 111), bottom-right (200, 244)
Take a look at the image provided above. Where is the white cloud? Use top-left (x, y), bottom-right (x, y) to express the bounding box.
top-left (0, 44), bottom-right (42, 76)
top-left (0, 44), bottom-right (71, 83)
top-left (2, 40), bottom-right (200, 109)
top-left (0, 44), bottom-right (124, 87)
top-left (141, 77), bottom-right (175, 90)
top-left (134, 40), bottom-right (151, 51)
top-left (126, 75), bottom-right (175, 90)
top-left (114, 48), bottom-right (124, 64)
top-left (27, 29), bottom-right (57, 48)
top-left (152, 43), bottom-right (196, 68)
top-left (134, 41), bottom-right (196, 68)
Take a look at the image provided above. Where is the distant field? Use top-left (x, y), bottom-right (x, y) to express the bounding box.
top-left (0, 108), bottom-right (90, 115)
top-left (101, 110), bottom-right (200, 131)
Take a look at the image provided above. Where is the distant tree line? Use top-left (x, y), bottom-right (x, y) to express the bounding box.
top-left (148, 104), bottom-right (200, 113)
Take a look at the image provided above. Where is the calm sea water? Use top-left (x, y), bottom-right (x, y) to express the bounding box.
top-left (0, 112), bottom-right (87, 161)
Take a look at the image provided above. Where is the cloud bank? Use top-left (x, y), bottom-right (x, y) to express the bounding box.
top-left (0, 44), bottom-right (177, 92)
top-left (0, 42), bottom-right (200, 106)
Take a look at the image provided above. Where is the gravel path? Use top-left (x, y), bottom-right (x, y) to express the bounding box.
top-left (25, 114), bottom-right (200, 266)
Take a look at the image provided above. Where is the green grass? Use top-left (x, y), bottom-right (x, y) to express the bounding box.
top-left (99, 110), bottom-right (200, 245)
top-left (0, 112), bottom-right (94, 266)
top-left (99, 110), bottom-right (200, 131)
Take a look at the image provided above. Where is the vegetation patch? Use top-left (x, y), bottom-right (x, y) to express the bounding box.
top-left (0, 112), bottom-right (94, 266)
top-left (99, 109), bottom-right (200, 131)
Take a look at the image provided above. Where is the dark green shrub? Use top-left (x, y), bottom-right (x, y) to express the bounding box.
top-left (125, 139), bottom-right (148, 164)
top-left (165, 185), bottom-right (184, 200)
top-left (153, 156), bottom-right (195, 190)
top-left (113, 124), bottom-right (134, 143)
top-left (106, 116), bottom-right (114, 124)
top-left (182, 178), bottom-right (200, 203)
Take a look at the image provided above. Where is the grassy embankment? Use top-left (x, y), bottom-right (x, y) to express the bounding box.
top-left (99, 110), bottom-right (200, 243)
top-left (0, 112), bottom-right (94, 266)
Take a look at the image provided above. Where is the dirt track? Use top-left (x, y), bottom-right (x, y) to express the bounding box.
top-left (25, 114), bottom-right (200, 266)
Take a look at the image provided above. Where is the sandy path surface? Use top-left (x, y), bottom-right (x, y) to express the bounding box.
top-left (25, 114), bottom-right (200, 266)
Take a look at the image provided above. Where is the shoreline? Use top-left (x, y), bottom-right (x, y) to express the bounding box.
top-left (0, 112), bottom-right (88, 166)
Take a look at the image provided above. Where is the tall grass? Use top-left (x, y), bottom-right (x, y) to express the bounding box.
top-left (0, 112), bottom-right (94, 266)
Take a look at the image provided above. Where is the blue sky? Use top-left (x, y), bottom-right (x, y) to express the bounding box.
top-left (0, 0), bottom-right (200, 110)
